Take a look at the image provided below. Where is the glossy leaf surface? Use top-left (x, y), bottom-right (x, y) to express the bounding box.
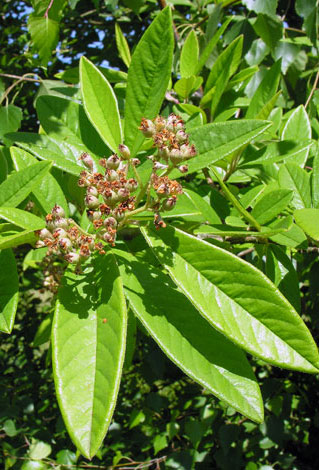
top-left (11, 146), bottom-right (68, 216)
top-left (0, 160), bottom-right (51, 208)
top-left (142, 226), bottom-right (319, 373)
top-left (177, 120), bottom-right (271, 177)
top-left (294, 208), bottom-right (319, 241)
top-left (251, 189), bottom-right (293, 225)
top-left (52, 253), bottom-right (127, 458)
top-left (180, 30), bottom-right (199, 78)
top-left (80, 56), bottom-right (122, 153)
top-left (116, 250), bottom-right (263, 422)
top-left (124, 7), bottom-right (174, 156)
top-left (0, 208), bottom-right (45, 230)
top-left (0, 249), bottom-right (19, 333)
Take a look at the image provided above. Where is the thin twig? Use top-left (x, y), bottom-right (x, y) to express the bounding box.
top-left (44, 0), bottom-right (54, 18)
top-left (0, 73), bottom-right (41, 105)
top-left (202, 167), bottom-right (216, 188)
top-left (237, 247), bottom-right (254, 257)
top-left (0, 73), bottom-right (41, 82)
top-left (305, 70), bottom-right (319, 109)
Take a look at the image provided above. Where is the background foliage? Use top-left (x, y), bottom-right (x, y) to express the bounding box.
top-left (1, 0), bottom-right (319, 469)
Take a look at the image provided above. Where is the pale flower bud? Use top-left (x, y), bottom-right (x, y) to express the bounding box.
top-left (153, 162), bottom-right (168, 171)
top-left (54, 217), bottom-right (69, 230)
top-left (59, 238), bottom-right (73, 251)
top-left (85, 195), bottom-right (100, 209)
top-left (131, 158), bottom-right (140, 166)
top-left (104, 217), bottom-right (117, 228)
top-left (178, 164), bottom-right (188, 173)
top-left (51, 205), bottom-right (65, 218)
top-left (126, 178), bottom-right (138, 193)
top-left (39, 228), bottom-right (53, 240)
top-left (106, 154), bottom-right (120, 170)
top-left (86, 186), bottom-right (98, 197)
top-left (79, 152), bottom-right (94, 170)
top-left (139, 118), bottom-right (156, 137)
top-left (118, 144), bottom-right (131, 160)
top-left (65, 252), bottom-right (80, 264)
top-left (162, 196), bottom-right (177, 211)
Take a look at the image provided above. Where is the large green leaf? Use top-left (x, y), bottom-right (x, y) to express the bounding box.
top-left (0, 249), bottom-right (19, 334)
top-left (180, 30), bottom-right (199, 78)
top-left (80, 56), bottom-right (122, 153)
top-left (11, 146), bottom-right (68, 216)
top-left (282, 105), bottom-right (311, 144)
top-left (115, 23), bottom-right (131, 68)
top-left (52, 253), bottom-right (127, 458)
top-left (116, 250), bottom-right (263, 423)
top-left (124, 7), bottom-right (174, 156)
top-left (174, 120), bottom-right (271, 177)
top-left (0, 160), bottom-right (51, 208)
top-left (142, 225), bottom-right (319, 373)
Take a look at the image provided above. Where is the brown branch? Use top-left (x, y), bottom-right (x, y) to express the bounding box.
top-left (0, 73), bottom-right (41, 83)
top-left (305, 69), bottom-right (319, 109)
top-left (202, 167), bottom-right (216, 188)
top-left (44, 0), bottom-right (54, 18)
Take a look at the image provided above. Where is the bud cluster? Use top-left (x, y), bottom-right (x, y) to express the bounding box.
top-left (78, 151), bottom-right (138, 245)
top-left (36, 205), bottom-right (103, 269)
top-left (139, 113), bottom-right (197, 174)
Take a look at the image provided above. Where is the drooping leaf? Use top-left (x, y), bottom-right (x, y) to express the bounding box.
top-left (116, 250), bottom-right (263, 423)
top-left (28, 16), bottom-right (59, 66)
top-left (142, 225), bottom-right (319, 373)
top-left (0, 230), bottom-right (36, 250)
top-left (52, 253), bottom-right (127, 458)
top-left (0, 105), bottom-right (22, 141)
top-left (80, 56), bottom-right (123, 153)
top-left (0, 160), bottom-right (51, 208)
top-left (252, 14), bottom-right (283, 50)
top-left (180, 30), bottom-right (199, 78)
top-left (124, 7), bottom-right (174, 156)
top-left (11, 146), bottom-right (68, 216)
top-left (0, 249), bottom-right (19, 334)
top-left (243, 0), bottom-right (278, 16)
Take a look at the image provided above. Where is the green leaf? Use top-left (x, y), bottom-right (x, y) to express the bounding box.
top-left (252, 14), bottom-right (283, 50)
top-left (0, 105), bottom-right (22, 142)
top-left (117, 251), bottom-right (263, 422)
top-left (184, 188), bottom-right (221, 224)
top-left (8, 133), bottom-right (85, 176)
top-left (195, 17), bottom-right (232, 75)
top-left (251, 189), bottom-right (293, 225)
top-left (0, 160), bottom-right (51, 208)
top-left (36, 95), bottom-right (107, 157)
top-left (265, 245), bottom-right (301, 313)
top-left (282, 105), bottom-right (311, 141)
top-left (279, 163), bottom-right (311, 210)
top-left (243, 0), bottom-right (278, 16)
top-left (142, 225), bottom-right (319, 373)
top-left (240, 141), bottom-right (311, 168)
top-left (11, 146), bottom-right (68, 216)
top-left (52, 253), bottom-right (127, 458)
top-left (174, 76), bottom-right (203, 99)
top-left (115, 23), bottom-right (131, 68)
top-left (180, 30), bottom-right (199, 78)
top-left (0, 249), bottom-right (19, 334)
top-left (0, 208), bottom-right (44, 230)
top-left (124, 7), bottom-right (174, 156)
top-left (174, 120), bottom-right (271, 177)
top-left (270, 221), bottom-right (307, 248)
top-left (246, 61), bottom-right (281, 118)
top-left (205, 36), bottom-right (243, 93)
top-left (0, 230), bottom-right (36, 250)
top-left (33, 314), bottom-right (52, 347)
top-left (80, 56), bottom-right (122, 153)
top-left (311, 144), bottom-right (319, 208)
top-left (28, 16), bottom-right (59, 65)
top-left (29, 439), bottom-right (52, 460)
top-left (226, 65), bottom-right (259, 91)
top-left (294, 208), bottom-right (319, 241)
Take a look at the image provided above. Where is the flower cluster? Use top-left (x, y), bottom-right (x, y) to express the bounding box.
top-left (78, 151), bottom-right (138, 245)
top-left (35, 114), bottom-right (197, 271)
top-left (35, 204), bottom-right (103, 269)
top-left (140, 113), bottom-right (196, 173)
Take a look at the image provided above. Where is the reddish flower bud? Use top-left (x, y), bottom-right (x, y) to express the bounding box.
top-left (131, 158), bottom-right (140, 166)
top-left (54, 217), bottom-right (69, 230)
top-left (86, 186), bottom-right (98, 197)
top-left (53, 228), bottom-right (67, 239)
top-left (39, 228), bottom-right (53, 240)
top-left (162, 196), bottom-right (177, 211)
top-left (139, 118), bottom-right (156, 137)
top-left (126, 178), bottom-right (138, 193)
top-left (178, 164), bottom-right (188, 173)
top-left (104, 217), bottom-right (117, 228)
top-left (153, 161), bottom-right (168, 171)
top-left (59, 238), bottom-right (72, 251)
top-left (175, 130), bottom-right (188, 143)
